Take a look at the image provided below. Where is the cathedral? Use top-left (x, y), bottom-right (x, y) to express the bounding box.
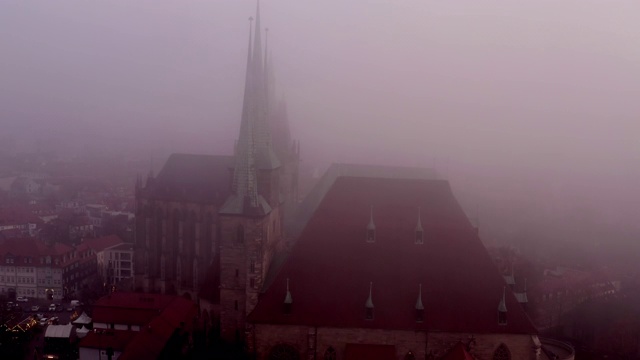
top-left (133, 2), bottom-right (299, 343)
top-left (134, 3), bottom-right (552, 360)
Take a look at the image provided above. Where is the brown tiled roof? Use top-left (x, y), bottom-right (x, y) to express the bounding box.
top-left (249, 177), bottom-right (536, 334)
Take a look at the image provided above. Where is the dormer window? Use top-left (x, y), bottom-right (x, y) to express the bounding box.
top-left (366, 206), bottom-right (376, 243)
top-left (415, 284), bottom-right (424, 322)
top-left (498, 286), bottom-right (508, 325)
top-left (415, 207), bottom-right (424, 244)
top-left (365, 282), bottom-right (374, 320)
top-left (366, 229), bottom-right (375, 243)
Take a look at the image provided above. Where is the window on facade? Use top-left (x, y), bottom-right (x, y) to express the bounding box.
top-left (493, 344), bottom-right (510, 360)
top-left (234, 300), bottom-right (238, 311)
top-left (249, 278), bottom-right (255, 289)
top-left (235, 269), bottom-right (239, 278)
top-left (324, 347), bottom-right (336, 360)
top-left (250, 259), bottom-right (256, 274)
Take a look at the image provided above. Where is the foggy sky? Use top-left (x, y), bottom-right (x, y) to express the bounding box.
top-left (2, 1), bottom-right (640, 242)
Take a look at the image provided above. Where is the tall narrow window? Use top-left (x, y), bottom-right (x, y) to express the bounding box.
top-left (250, 259), bottom-right (256, 274)
top-left (235, 268), bottom-right (239, 278)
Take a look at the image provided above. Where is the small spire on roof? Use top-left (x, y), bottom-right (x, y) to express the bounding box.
top-left (415, 284), bottom-right (424, 310)
top-left (365, 282), bottom-right (374, 309)
top-left (367, 205), bottom-right (375, 230)
top-left (365, 281), bottom-right (374, 320)
top-left (416, 207), bottom-right (423, 232)
top-left (284, 278), bottom-right (292, 304)
top-left (498, 286), bottom-right (507, 312)
top-left (498, 286), bottom-right (508, 325)
top-left (283, 278), bottom-right (292, 314)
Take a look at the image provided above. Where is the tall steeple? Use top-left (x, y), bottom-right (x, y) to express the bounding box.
top-left (251, 0), bottom-right (280, 171)
top-left (221, 16), bottom-right (267, 215)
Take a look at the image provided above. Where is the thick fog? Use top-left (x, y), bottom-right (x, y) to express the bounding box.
top-left (2, 1), bottom-right (639, 247)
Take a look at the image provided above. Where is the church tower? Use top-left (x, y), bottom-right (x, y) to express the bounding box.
top-left (218, 2), bottom-right (286, 342)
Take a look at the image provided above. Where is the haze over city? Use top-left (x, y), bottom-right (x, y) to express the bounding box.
top-left (2, 1), bottom-right (640, 359)
top-left (3, 1), bottom-right (639, 249)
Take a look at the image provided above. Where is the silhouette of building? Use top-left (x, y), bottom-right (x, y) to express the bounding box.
top-left (133, 1), bottom-right (299, 343)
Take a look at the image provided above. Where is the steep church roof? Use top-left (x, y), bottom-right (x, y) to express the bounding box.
top-left (249, 176), bottom-right (536, 334)
top-left (140, 153), bottom-right (233, 204)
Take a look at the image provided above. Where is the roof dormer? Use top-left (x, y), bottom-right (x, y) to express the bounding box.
top-left (415, 207), bottom-right (424, 244)
top-left (498, 286), bottom-right (507, 325)
top-left (283, 278), bottom-right (292, 314)
top-left (415, 283), bottom-right (424, 322)
top-left (366, 206), bottom-right (376, 243)
top-left (365, 281), bottom-right (374, 320)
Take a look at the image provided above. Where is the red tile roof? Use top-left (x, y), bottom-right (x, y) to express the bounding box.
top-left (249, 177), bottom-right (537, 334)
top-left (0, 237), bottom-right (74, 267)
top-left (78, 235), bottom-right (123, 252)
top-left (79, 329), bottom-right (137, 351)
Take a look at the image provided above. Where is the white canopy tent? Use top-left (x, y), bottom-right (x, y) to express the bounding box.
top-left (76, 325), bottom-right (90, 339)
top-left (72, 312), bottom-right (92, 325)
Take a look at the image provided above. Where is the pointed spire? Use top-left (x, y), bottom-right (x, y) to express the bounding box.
top-left (224, 16), bottom-right (260, 213)
top-left (498, 286), bottom-right (507, 312)
top-left (366, 206), bottom-right (376, 243)
top-left (365, 282), bottom-right (374, 308)
top-left (415, 284), bottom-right (424, 310)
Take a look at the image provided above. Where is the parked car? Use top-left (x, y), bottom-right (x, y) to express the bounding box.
top-left (48, 304), bottom-right (56, 311)
top-left (39, 318), bottom-right (48, 326)
top-left (36, 313), bottom-right (44, 319)
top-left (16, 296), bottom-right (28, 302)
top-left (31, 305), bottom-right (40, 312)
top-left (65, 306), bottom-right (73, 312)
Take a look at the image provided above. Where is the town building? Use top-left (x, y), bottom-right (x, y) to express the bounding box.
top-left (0, 237), bottom-right (74, 300)
top-left (79, 293), bottom-right (198, 360)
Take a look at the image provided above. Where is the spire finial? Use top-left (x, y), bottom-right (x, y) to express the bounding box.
top-left (365, 282), bottom-right (374, 308)
top-left (415, 283), bottom-right (424, 310)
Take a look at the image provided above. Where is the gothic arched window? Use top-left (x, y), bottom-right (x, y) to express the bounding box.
top-left (493, 344), bottom-right (511, 360)
top-left (324, 347), bottom-right (336, 360)
top-left (268, 344), bottom-right (300, 360)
